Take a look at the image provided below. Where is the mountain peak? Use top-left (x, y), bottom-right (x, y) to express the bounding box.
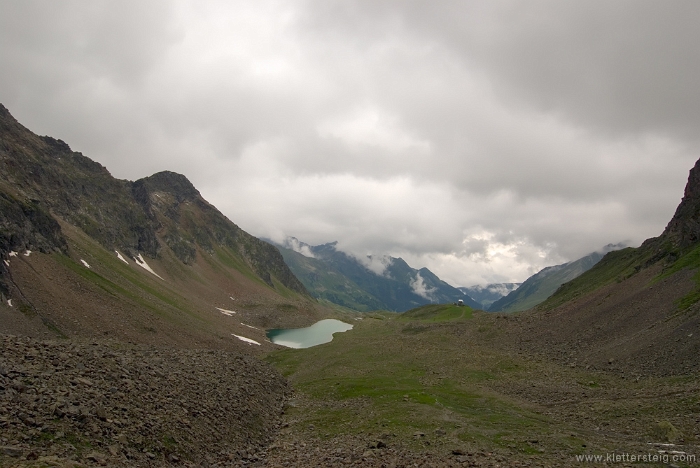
top-left (134, 171), bottom-right (201, 203)
top-left (662, 158), bottom-right (700, 249)
top-left (0, 103), bottom-right (11, 118)
top-left (1, 103), bottom-right (309, 297)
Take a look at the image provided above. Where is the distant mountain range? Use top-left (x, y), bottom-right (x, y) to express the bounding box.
top-left (488, 244), bottom-right (626, 312)
top-left (458, 283), bottom-right (521, 309)
top-left (268, 237), bottom-right (482, 312)
top-left (269, 236), bottom-right (620, 313)
top-left (266, 237), bottom-right (624, 312)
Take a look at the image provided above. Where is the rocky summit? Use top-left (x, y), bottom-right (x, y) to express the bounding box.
top-left (661, 157), bottom-right (700, 250)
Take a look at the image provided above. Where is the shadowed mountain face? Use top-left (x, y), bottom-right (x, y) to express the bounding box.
top-left (269, 237), bottom-right (481, 312)
top-left (0, 104), bottom-right (317, 346)
top-left (501, 158), bottom-right (700, 375)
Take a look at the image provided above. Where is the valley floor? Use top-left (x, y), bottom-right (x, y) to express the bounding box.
top-left (1, 307), bottom-right (698, 467)
top-left (262, 309), bottom-right (700, 467)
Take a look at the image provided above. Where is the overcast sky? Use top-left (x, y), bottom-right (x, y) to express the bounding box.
top-left (2, 1), bottom-right (699, 286)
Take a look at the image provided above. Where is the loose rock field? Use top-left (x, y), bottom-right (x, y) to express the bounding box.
top-left (0, 335), bottom-right (290, 467)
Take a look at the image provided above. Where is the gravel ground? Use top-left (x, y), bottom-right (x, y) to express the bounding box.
top-left (0, 334), bottom-right (290, 467)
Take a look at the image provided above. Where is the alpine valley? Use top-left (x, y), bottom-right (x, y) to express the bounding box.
top-left (2, 104), bottom-right (700, 467)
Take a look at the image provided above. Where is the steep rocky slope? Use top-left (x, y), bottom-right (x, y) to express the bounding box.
top-left (0, 104), bottom-right (321, 347)
top-left (0, 104), bottom-right (332, 467)
top-left (500, 158), bottom-right (700, 375)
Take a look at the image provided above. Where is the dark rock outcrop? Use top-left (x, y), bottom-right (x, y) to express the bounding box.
top-left (662, 157), bottom-right (700, 250)
top-left (0, 104), bottom-right (158, 259)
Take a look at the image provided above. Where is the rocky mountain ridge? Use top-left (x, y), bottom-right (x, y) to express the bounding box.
top-left (0, 103), bottom-right (307, 298)
top-left (662, 157), bottom-right (700, 250)
top-left (0, 103), bottom-right (322, 349)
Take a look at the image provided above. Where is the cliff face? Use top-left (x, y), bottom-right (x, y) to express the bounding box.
top-left (0, 104), bottom-right (158, 259)
top-left (0, 103), bottom-right (308, 303)
top-left (662, 157), bottom-right (700, 250)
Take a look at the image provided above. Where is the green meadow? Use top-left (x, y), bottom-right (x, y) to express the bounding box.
top-left (265, 304), bottom-right (700, 464)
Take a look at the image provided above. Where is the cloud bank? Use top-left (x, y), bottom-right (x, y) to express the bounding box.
top-left (1, 0), bottom-right (698, 286)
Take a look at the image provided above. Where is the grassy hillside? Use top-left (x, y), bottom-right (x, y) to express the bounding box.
top-left (540, 237), bottom-right (700, 313)
top-left (538, 246), bottom-right (651, 310)
top-left (398, 303), bottom-right (473, 322)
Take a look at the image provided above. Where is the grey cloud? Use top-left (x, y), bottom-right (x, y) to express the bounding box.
top-left (1, 0), bottom-right (698, 286)
top-left (398, 0), bottom-right (700, 140)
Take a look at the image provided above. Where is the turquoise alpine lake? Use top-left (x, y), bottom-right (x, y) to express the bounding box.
top-left (266, 319), bottom-right (354, 349)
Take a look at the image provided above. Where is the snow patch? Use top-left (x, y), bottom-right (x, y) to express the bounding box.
top-left (232, 334), bottom-right (260, 345)
top-left (23, 250), bottom-right (32, 257)
top-left (80, 259), bottom-right (91, 269)
top-left (410, 272), bottom-right (437, 301)
top-left (3, 260), bottom-right (9, 267)
top-left (9, 251), bottom-right (17, 257)
top-left (115, 251), bottom-right (129, 265)
top-left (133, 254), bottom-right (164, 280)
top-left (7, 299), bottom-right (12, 307)
top-left (216, 307), bottom-right (236, 316)
top-left (240, 323), bottom-right (259, 330)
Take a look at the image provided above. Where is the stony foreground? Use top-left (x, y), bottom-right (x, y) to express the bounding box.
top-left (0, 334), bottom-right (290, 467)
